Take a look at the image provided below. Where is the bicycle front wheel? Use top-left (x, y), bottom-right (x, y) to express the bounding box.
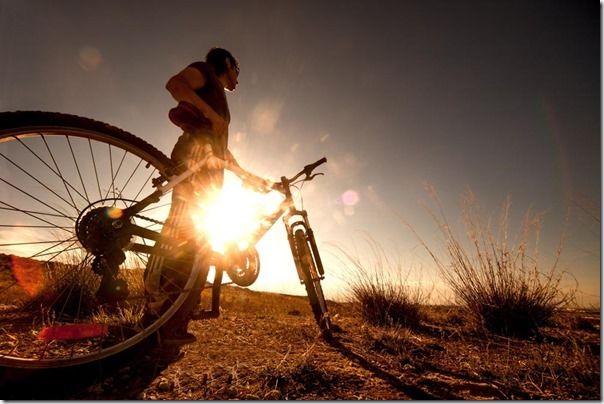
top-left (293, 229), bottom-right (331, 334)
top-left (0, 111), bottom-right (192, 368)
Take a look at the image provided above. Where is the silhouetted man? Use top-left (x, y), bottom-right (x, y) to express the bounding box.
top-left (145, 47), bottom-right (269, 344)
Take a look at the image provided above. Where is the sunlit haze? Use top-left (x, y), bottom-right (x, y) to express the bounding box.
top-left (191, 173), bottom-right (283, 254)
top-left (0, 1), bottom-right (600, 306)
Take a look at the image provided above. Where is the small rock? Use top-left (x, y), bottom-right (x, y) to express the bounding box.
top-left (264, 389), bottom-right (281, 400)
top-left (288, 309), bottom-right (301, 316)
top-left (158, 378), bottom-right (172, 391)
top-left (245, 394), bottom-right (260, 400)
top-left (226, 386), bottom-right (238, 397)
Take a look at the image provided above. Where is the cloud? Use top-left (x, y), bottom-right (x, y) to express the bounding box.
top-left (77, 46), bottom-right (102, 71)
top-left (250, 99), bottom-right (284, 135)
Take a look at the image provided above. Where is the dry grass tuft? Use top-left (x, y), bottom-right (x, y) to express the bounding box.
top-left (27, 253), bottom-right (146, 323)
top-left (413, 188), bottom-right (576, 338)
top-left (334, 238), bottom-right (429, 329)
top-left (260, 345), bottom-right (334, 399)
top-left (29, 257), bottom-right (100, 320)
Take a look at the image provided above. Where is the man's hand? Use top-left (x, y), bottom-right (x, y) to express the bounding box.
top-left (206, 155), bottom-right (225, 170)
top-left (202, 143), bottom-right (225, 170)
top-left (243, 176), bottom-right (274, 193)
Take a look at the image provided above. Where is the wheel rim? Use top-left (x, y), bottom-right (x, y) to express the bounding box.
top-left (0, 124), bottom-right (184, 367)
top-left (294, 229), bottom-right (330, 331)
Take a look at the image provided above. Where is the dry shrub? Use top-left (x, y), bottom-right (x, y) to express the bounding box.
top-left (29, 252), bottom-right (146, 322)
top-left (29, 257), bottom-right (100, 320)
top-left (415, 188), bottom-right (575, 338)
top-left (334, 238), bottom-right (428, 329)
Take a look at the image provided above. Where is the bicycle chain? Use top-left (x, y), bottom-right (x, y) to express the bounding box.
top-left (133, 214), bottom-right (165, 226)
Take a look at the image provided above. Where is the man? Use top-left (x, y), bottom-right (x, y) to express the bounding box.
top-left (145, 47), bottom-right (269, 344)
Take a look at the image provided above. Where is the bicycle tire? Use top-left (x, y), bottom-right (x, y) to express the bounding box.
top-left (0, 111), bottom-right (195, 368)
top-left (293, 229), bottom-right (331, 334)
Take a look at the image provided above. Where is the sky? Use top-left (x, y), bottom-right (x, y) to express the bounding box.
top-left (0, 0), bottom-right (600, 306)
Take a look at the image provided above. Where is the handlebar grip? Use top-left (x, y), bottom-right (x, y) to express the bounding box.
top-left (304, 157), bottom-right (327, 176)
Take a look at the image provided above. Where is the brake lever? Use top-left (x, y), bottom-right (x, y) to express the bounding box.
top-left (307, 172), bottom-right (325, 181)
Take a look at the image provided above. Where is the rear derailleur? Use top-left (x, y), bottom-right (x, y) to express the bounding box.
top-left (76, 205), bottom-right (132, 304)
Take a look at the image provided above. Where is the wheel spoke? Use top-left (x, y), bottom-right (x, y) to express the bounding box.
top-left (0, 111), bottom-right (182, 368)
top-left (65, 136), bottom-right (90, 204)
top-left (108, 144), bottom-right (115, 199)
top-left (13, 135), bottom-right (87, 206)
top-left (88, 138), bottom-right (103, 200)
top-left (0, 177), bottom-right (75, 219)
top-left (117, 158), bottom-right (143, 200)
top-left (0, 151), bottom-right (79, 212)
top-left (0, 239), bottom-right (75, 247)
top-left (32, 245), bottom-right (84, 259)
top-left (0, 224), bottom-right (72, 229)
top-left (28, 238), bottom-right (78, 260)
top-left (131, 168), bottom-right (158, 207)
top-left (104, 148), bottom-right (128, 200)
top-left (0, 203), bottom-right (76, 221)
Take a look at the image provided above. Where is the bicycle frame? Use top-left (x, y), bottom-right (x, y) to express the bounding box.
top-left (124, 156), bottom-right (325, 271)
top-left (113, 155), bottom-right (328, 317)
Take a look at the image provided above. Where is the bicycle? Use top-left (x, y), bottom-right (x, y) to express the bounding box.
top-left (0, 111), bottom-right (330, 369)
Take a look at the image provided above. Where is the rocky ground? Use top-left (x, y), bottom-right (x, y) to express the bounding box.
top-left (0, 286), bottom-right (600, 400)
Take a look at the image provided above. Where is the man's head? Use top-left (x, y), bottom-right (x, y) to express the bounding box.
top-left (206, 47), bottom-right (239, 91)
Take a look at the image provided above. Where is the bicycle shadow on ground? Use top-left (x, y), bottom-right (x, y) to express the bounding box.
top-left (325, 331), bottom-right (446, 400)
top-left (0, 336), bottom-right (181, 399)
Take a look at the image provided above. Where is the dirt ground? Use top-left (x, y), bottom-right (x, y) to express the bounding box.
top-left (0, 285), bottom-right (600, 400)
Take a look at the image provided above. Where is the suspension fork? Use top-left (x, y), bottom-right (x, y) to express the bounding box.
top-left (285, 209), bottom-right (325, 280)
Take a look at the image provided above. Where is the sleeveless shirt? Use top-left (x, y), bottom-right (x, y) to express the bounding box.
top-left (170, 61), bottom-right (230, 165)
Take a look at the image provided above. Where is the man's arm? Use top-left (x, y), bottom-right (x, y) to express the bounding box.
top-left (224, 149), bottom-right (273, 192)
top-left (165, 66), bottom-right (227, 135)
top-left (225, 149), bottom-right (240, 168)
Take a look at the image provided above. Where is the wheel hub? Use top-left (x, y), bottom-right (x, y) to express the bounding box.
top-left (77, 206), bottom-right (132, 255)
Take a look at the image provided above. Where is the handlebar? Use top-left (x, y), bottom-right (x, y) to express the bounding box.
top-left (217, 156), bottom-right (327, 194)
top-left (286, 157), bottom-right (327, 184)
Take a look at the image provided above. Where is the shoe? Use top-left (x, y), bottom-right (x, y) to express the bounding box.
top-left (161, 331), bottom-right (197, 345)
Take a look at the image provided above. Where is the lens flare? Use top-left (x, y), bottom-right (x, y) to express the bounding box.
top-left (10, 255), bottom-right (44, 296)
top-left (341, 189), bottom-right (360, 206)
top-left (191, 176), bottom-right (282, 254)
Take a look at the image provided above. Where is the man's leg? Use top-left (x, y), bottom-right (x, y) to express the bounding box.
top-left (159, 247), bottom-right (210, 343)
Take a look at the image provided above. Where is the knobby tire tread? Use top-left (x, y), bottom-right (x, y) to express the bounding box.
top-left (294, 229), bottom-right (330, 333)
top-left (0, 111), bottom-right (193, 368)
top-left (0, 111), bottom-right (174, 173)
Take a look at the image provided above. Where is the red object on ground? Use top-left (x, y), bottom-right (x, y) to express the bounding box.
top-left (38, 324), bottom-right (109, 342)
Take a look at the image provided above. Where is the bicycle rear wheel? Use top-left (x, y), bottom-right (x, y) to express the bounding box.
top-left (293, 229), bottom-right (331, 334)
top-left (0, 111), bottom-right (193, 368)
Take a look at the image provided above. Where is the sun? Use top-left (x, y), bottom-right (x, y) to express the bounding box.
top-left (190, 173), bottom-right (283, 254)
